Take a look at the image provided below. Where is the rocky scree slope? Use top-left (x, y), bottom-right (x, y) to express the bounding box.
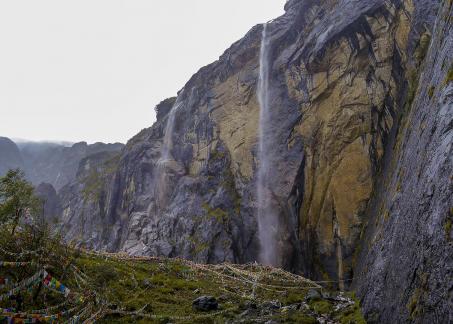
top-left (52, 0), bottom-right (451, 321)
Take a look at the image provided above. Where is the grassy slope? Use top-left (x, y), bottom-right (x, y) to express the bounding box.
top-left (74, 252), bottom-right (365, 323)
top-left (0, 229), bottom-right (365, 323)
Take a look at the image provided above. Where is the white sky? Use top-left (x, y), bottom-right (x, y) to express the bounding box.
top-left (0, 1), bottom-right (285, 144)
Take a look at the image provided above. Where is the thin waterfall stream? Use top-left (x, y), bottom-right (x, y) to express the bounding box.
top-left (153, 94), bottom-right (184, 211)
top-left (256, 23), bottom-right (280, 267)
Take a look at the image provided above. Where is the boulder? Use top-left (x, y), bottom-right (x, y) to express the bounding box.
top-left (192, 296), bottom-right (218, 312)
top-left (305, 289), bottom-right (322, 302)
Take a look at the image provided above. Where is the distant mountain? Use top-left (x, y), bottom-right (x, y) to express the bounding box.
top-left (0, 137), bottom-right (25, 176)
top-left (19, 141), bottom-right (124, 190)
top-left (0, 137), bottom-right (124, 190)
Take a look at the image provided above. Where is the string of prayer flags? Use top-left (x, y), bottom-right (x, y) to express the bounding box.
top-left (0, 261), bottom-right (36, 268)
top-left (1, 270), bottom-right (73, 301)
top-left (0, 271), bottom-right (44, 301)
top-left (0, 247), bottom-right (42, 258)
top-left (0, 263), bottom-right (78, 322)
top-left (0, 305), bottom-right (79, 323)
top-left (29, 301), bottom-right (69, 314)
top-left (42, 271), bottom-right (71, 297)
top-left (0, 314), bottom-right (42, 323)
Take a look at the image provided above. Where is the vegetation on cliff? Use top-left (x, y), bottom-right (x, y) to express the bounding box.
top-left (0, 171), bottom-right (365, 323)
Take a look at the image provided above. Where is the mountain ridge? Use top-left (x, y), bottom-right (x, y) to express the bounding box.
top-left (0, 137), bottom-right (124, 190)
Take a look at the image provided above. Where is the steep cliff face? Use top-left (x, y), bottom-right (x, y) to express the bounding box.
top-left (56, 0), bottom-right (446, 291)
top-left (0, 137), bottom-right (24, 176)
top-left (35, 182), bottom-right (62, 223)
top-left (354, 1), bottom-right (453, 322)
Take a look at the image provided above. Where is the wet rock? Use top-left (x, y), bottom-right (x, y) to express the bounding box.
top-left (281, 304), bottom-right (299, 312)
top-left (155, 97), bottom-right (177, 121)
top-left (192, 296), bottom-right (218, 312)
top-left (43, 0), bottom-right (451, 321)
top-left (262, 300), bottom-right (282, 310)
top-left (305, 289), bottom-right (322, 302)
top-left (142, 279), bottom-right (151, 287)
top-left (354, 0), bottom-right (453, 322)
top-left (35, 183), bottom-right (62, 223)
top-left (52, 0), bottom-right (443, 284)
top-left (239, 308), bottom-right (257, 319)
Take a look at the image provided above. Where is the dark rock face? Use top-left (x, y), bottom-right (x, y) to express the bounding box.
top-left (155, 97), bottom-right (177, 122)
top-left (305, 289), bottom-right (322, 302)
top-left (0, 137), bottom-right (24, 176)
top-left (57, 151), bottom-right (122, 248)
top-left (35, 183), bottom-right (62, 223)
top-left (56, 0), bottom-right (439, 267)
top-left (51, 0), bottom-right (451, 321)
top-left (354, 1), bottom-right (453, 323)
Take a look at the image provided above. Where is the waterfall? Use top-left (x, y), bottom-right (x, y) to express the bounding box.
top-left (334, 218), bottom-right (345, 290)
top-left (160, 103), bottom-right (179, 164)
top-left (153, 94), bottom-right (184, 210)
top-left (256, 23), bottom-right (280, 267)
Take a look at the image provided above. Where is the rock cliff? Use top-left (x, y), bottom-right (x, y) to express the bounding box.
top-left (51, 0), bottom-right (451, 321)
top-left (0, 137), bottom-right (25, 176)
top-left (354, 0), bottom-right (453, 322)
top-left (35, 182), bottom-right (62, 224)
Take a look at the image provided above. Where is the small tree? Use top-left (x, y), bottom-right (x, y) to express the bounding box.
top-left (0, 169), bottom-right (41, 234)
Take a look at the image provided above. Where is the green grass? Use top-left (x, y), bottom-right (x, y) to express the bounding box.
top-left (75, 254), bottom-right (367, 323)
top-left (337, 303), bottom-right (367, 324)
top-left (76, 255), bottom-right (204, 322)
top-left (334, 293), bottom-right (367, 324)
top-left (0, 228), bottom-right (366, 323)
top-left (275, 311), bottom-right (318, 323)
top-left (309, 299), bottom-right (334, 314)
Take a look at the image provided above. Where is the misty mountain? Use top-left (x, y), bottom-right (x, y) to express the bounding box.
top-left (0, 137), bottom-right (25, 176)
top-left (0, 138), bottom-right (124, 190)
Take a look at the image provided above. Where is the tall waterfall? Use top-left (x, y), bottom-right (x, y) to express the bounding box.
top-left (154, 95), bottom-right (184, 210)
top-left (160, 102), bottom-right (179, 164)
top-left (256, 23), bottom-right (279, 266)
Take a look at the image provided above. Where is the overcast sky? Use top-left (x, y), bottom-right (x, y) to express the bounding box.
top-left (0, 1), bottom-right (285, 144)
